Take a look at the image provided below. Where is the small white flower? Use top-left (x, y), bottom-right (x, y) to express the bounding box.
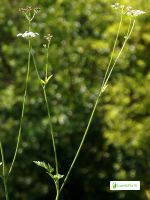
top-left (111, 4), bottom-right (146, 17)
top-left (17, 31), bottom-right (39, 38)
top-left (17, 33), bottom-right (23, 37)
top-left (126, 9), bottom-right (146, 17)
top-left (111, 3), bottom-right (120, 9)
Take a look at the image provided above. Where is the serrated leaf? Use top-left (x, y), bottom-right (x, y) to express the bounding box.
top-left (33, 161), bottom-right (47, 170)
top-left (53, 174), bottom-right (64, 180)
top-left (33, 161), bottom-right (54, 174)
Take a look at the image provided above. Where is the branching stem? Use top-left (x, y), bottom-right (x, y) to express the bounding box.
top-left (59, 16), bottom-right (136, 194)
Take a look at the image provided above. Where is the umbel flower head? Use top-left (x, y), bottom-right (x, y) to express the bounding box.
top-left (44, 34), bottom-right (53, 42)
top-left (126, 9), bottom-right (146, 17)
top-left (111, 3), bottom-right (146, 17)
top-left (17, 31), bottom-right (39, 39)
top-left (19, 6), bottom-right (40, 15)
top-left (19, 6), bottom-right (40, 22)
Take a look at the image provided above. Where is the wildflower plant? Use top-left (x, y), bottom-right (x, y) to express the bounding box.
top-left (0, 6), bottom-right (40, 200)
top-left (0, 3), bottom-right (146, 200)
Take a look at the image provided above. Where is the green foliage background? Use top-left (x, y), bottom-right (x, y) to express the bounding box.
top-left (0, 0), bottom-right (150, 199)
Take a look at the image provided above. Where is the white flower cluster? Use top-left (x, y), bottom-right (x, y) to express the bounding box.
top-left (44, 34), bottom-right (53, 42)
top-left (126, 9), bottom-right (146, 17)
top-left (17, 31), bottom-right (39, 38)
top-left (111, 3), bottom-right (121, 9)
top-left (111, 3), bottom-right (146, 17)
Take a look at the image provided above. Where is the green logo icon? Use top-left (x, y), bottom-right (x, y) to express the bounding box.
top-left (113, 182), bottom-right (117, 189)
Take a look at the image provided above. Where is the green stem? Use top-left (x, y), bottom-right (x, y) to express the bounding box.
top-left (0, 142), bottom-right (9, 200)
top-left (60, 88), bottom-right (102, 193)
top-left (32, 52), bottom-right (59, 177)
top-left (55, 181), bottom-right (60, 200)
top-left (43, 87), bottom-right (59, 176)
top-left (32, 51), bottom-right (59, 197)
top-left (126, 17), bottom-right (132, 38)
top-left (101, 9), bottom-right (123, 89)
top-left (45, 42), bottom-right (50, 79)
top-left (55, 192), bottom-right (59, 200)
top-left (103, 19), bottom-right (135, 88)
top-left (59, 18), bottom-right (136, 194)
top-left (8, 39), bottom-right (31, 175)
top-left (55, 191), bottom-right (59, 200)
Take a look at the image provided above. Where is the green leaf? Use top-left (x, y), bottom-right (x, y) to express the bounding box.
top-left (45, 75), bottom-right (53, 84)
top-left (47, 163), bottom-right (54, 173)
top-left (33, 161), bottom-right (47, 170)
top-left (40, 79), bottom-right (46, 85)
top-left (33, 161), bottom-right (54, 174)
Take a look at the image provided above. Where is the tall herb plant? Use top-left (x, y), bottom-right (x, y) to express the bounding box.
top-left (0, 3), bottom-right (145, 200)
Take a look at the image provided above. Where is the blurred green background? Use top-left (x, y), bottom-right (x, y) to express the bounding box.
top-left (0, 0), bottom-right (150, 199)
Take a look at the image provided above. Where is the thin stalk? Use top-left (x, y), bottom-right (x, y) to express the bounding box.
top-left (126, 17), bottom-right (132, 38)
top-left (55, 191), bottom-right (59, 200)
top-left (8, 39), bottom-right (31, 175)
top-left (32, 52), bottom-right (59, 177)
top-left (103, 19), bottom-right (135, 88)
top-left (43, 88), bottom-right (59, 176)
top-left (32, 51), bottom-right (59, 197)
top-left (8, 17), bottom-right (32, 176)
top-left (55, 181), bottom-right (60, 200)
top-left (31, 51), bottom-right (43, 87)
top-left (0, 142), bottom-right (9, 200)
top-left (45, 39), bottom-right (59, 190)
top-left (60, 18), bottom-right (136, 193)
top-left (101, 9), bottom-right (123, 89)
top-left (60, 87), bottom-right (102, 193)
top-left (46, 40), bottom-right (59, 176)
top-left (45, 42), bottom-right (50, 79)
